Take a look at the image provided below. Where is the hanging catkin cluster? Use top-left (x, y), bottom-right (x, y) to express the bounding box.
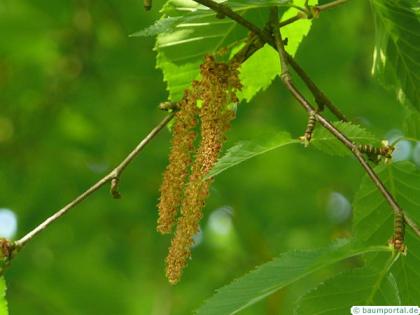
top-left (158, 55), bottom-right (242, 284)
top-left (157, 89), bottom-right (199, 234)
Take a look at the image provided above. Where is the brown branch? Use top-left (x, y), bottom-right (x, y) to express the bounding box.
top-left (405, 214), bottom-right (420, 239)
top-left (6, 0), bottom-right (408, 274)
top-left (194, 0), bottom-right (350, 55)
top-left (231, 34), bottom-right (350, 122)
top-left (317, 0), bottom-right (349, 12)
top-left (193, 0), bottom-right (271, 43)
top-left (286, 54), bottom-right (349, 121)
top-left (213, 0), bottom-right (350, 66)
top-left (231, 33), bottom-right (265, 64)
top-left (278, 14), bottom-right (302, 28)
top-left (4, 0), bottom-right (353, 269)
top-left (13, 113), bottom-right (175, 250)
top-left (271, 13), bottom-right (406, 239)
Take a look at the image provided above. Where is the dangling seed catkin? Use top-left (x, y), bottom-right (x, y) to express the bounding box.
top-left (165, 56), bottom-right (242, 284)
top-left (301, 111), bottom-right (316, 144)
top-left (391, 212), bottom-right (406, 252)
top-left (157, 90), bottom-right (199, 234)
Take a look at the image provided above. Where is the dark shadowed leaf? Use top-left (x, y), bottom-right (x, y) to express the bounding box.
top-left (353, 161), bottom-right (420, 304)
top-left (295, 258), bottom-right (400, 314)
top-left (196, 240), bottom-right (391, 315)
top-left (311, 121), bottom-right (381, 156)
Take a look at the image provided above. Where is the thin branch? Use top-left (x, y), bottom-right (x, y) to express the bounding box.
top-left (110, 114), bottom-right (175, 178)
top-left (271, 8), bottom-right (289, 76)
top-left (14, 113), bottom-right (175, 249)
top-left (194, 0), bottom-right (350, 57)
top-left (193, 0), bottom-right (313, 45)
top-left (231, 31), bottom-right (349, 122)
top-left (207, 0), bottom-right (350, 65)
top-left (229, 16), bottom-right (298, 64)
top-left (231, 33), bottom-right (265, 64)
top-left (271, 16), bottom-right (405, 226)
top-left (193, 0), bottom-right (271, 43)
top-left (7, 0), bottom-right (411, 271)
top-left (405, 214), bottom-right (420, 238)
top-left (15, 177), bottom-right (109, 249)
top-left (286, 54), bottom-right (349, 121)
top-left (317, 0), bottom-right (349, 12)
top-left (278, 14), bottom-right (302, 28)
top-left (7, 0), bottom-right (353, 264)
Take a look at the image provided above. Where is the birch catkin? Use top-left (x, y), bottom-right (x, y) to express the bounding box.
top-left (157, 89), bottom-right (199, 234)
top-left (165, 56), bottom-right (242, 284)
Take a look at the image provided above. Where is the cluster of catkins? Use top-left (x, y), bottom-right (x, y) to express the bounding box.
top-left (157, 55), bottom-right (242, 284)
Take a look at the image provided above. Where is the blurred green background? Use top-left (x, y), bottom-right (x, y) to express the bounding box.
top-left (0, 0), bottom-right (415, 314)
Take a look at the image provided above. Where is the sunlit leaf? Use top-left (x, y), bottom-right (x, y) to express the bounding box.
top-left (371, 0), bottom-right (420, 109)
top-left (146, 0), bottom-right (317, 101)
top-left (238, 0), bottom-right (317, 101)
top-left (152, 0), bottom-right (291, 100)
top-left (0, 278), bottom-right (8, 315)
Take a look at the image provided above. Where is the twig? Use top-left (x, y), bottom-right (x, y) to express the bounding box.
top-left (197, 0), bottom-right (412, 246)
top-left (14, 113), bottom-right (175, 250)
top-left (278, 14), bottom-right (302, 28)
top-left (7, 0), bottom-right (354, 264)
top-left (271, 13), bottom-right (405, 228)
top-left (109, 114), bottom-right (175, 180)
top-left (193, 0), bottom-right (271, 43)
top-left (203, 0), bottom-right (350, 65)
top-left (230, 35), bottom-right (349, 122)
top-left (317, 0), bottom-right (349, 12)
top-left (229, 16), bottom-right (297, 64)
top-left (405, 214), bottom-right (420, 238)
top-left (286, 54), bottom-right (348, 121)
top-left (231, 33), bottom-right (265, 64)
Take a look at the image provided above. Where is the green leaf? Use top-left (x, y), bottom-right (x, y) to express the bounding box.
top-left (150, 0), bottom-right (316, 101)
top-left (403, 109), bottom-right (420, 141)
top-left (353, 161), bottom-right (420, 245)
top-left (238, 0), bottom-right (317, 101)
top-left (310, 121), bottom-right (381, 156)
top-left (205, 131), bottom-right (298, 179)
top-left (156, 53), bottom-right (200, 101)
top-left (0, 277), bottom-right (8, 315)
top-left (295, 264), bottom-right (400, 314)
top-left (371, 0), bottom-right (420, 109)
top-left (153, 0), bottom-right (290, 100)
top-left (352, 161), bottom-right (420, 304)
top-left (130, 17), bottom-right (182, 37)
top-left (208, 122), bottom-right (382, 179)
top-left (195, 240), bottom-right (391, 315)
top-left (392, 237), bottom-right (420, 304)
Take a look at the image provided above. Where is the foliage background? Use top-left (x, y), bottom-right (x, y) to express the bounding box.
top-left (0, 0), bottom-right (416, 314)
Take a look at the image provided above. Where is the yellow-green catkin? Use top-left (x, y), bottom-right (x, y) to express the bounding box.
top-left (166, 56), bottom-right (242, 284)
top-left (157, 89), bottom-right (199, 234)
